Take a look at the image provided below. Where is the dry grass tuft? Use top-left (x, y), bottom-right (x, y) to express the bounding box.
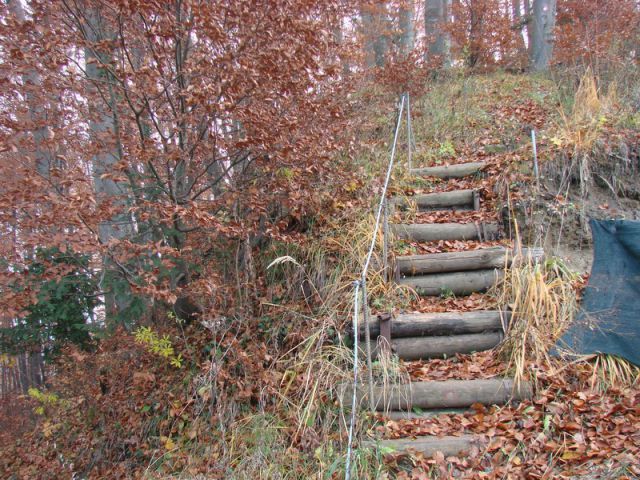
top-left (553, 68), bottom-right (619, 196)
top-left (556, 69), bottom-right (617, 152)
top-left (582, 354), bottom-right (640, 391)
top-left (497, 256), bottom-right (580, 387)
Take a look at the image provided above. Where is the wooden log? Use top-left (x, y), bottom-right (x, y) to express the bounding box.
top-left (473, 190), bottom-right (481, 211)
top-left (360, 311), bottom-right (509, 338)
top-left (398, 269), bottom-right (504, 296)
top-left (391, 223), bottom-right (500, 242)
top-left (340, 378), bottom-right (533, 411)
top-left (364, 434), bottom-right (481, 457)
top-left (384, 409), bottom-right (471, 420)
top-left (393, 190), bottom-right (475, 211)
top-left (411, 161), bottom-right (486, 179)
top-left (397, 247), bottom-right (544, 276)
top-left (384, 332), bottom-right (503, 360)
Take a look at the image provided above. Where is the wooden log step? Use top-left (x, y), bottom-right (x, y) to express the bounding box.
top-left (364, 434), bottom-right (481, 457)
top-left (397, 247), bottom-right (544, 276)
top-left (392, 189), bottom-right (477, 211)
top-left (391, 222), bottom-right (500, 242)
top-left (384, 408), bottom-right (471, 420)
top-left (399, 269), bottom-right (504, 296)
top-left (411, 162), bottom-right (486, 179)
top-left (340, 378), bottom-right (533, 411)
top-left (360, 311), bottom-right (509, 338)
top-left (374, 332), bottom-right (503, 360)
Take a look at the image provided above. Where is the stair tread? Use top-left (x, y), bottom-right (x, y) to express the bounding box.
top-left (359, 310), bottom-right (508, 339)
top-left (392, 189), bottom-right (478, 211)
top-left (392, 221), bottom-right (494, 227)
top-left (395, 246), bottom-right (544, 276)
top-left (382, 408), bottom-right (472, 420)
top-left (372, 376), bottom-right (521, 386)
top-left (398, 269), bottom-right (503, 296)
top-left (396, 246), bottom-right (546, 261)
top-left (387, 332), bottom-right (503, 360)
top-left (364, 434), bottom-right (482, 457)
top-left (411, 161), bottom-right (487, 179)
top-left (401, 188), bottom-right (475, 197)
top-left (340, 377), bottom-right (533, 411)
top-left (395, 310), bottom-right (506, 320)
top-left (391, 222), bottom-right (501, 242)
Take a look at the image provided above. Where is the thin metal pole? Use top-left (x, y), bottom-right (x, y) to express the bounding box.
top-left (345, 96), bottom-right (407, 478)
top-left (531, 129), bottom-right (540, 187)
top-left (383, 198), bottom-right (389, 282)
top-left (361, 96), bottom-right (405, 411)
top-left (361, 279), bottom-right (375, 412)
top-left (407, 93), bottom-right (412, 171)
top-left (361, 96), bottom-right (405, 275)
top-left (344, 281), bottom-right (360, 480)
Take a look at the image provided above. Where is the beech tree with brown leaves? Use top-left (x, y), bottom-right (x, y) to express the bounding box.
top-left (0, 0), bottom-right (356, 323)
top-left (1, 0), bottom-right (640, 477)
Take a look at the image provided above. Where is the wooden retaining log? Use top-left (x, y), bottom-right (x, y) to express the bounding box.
top-left (392, 190), bottom-right (475, 211)
top-left (396, 247), bottom-right (544, 276)
top-left (340, 378), bottom-right (533, 411)
top-left (391, 222), bottom-right (500, 242)
top-left (359, 311), bottom-right (509, 338)
top-left (364, 434), bottom-right (481, 457)
top-left (381, 332), bottom-right (503, 360)
top-left (383, 409), bottom-right (471, 420)
top-left (411, 162), bottom-right (486, 179)
top-left (398, 269), bottom-right (504, 296)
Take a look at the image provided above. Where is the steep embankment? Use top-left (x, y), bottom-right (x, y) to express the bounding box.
top-left (360, 73), bottom-right (640, 478)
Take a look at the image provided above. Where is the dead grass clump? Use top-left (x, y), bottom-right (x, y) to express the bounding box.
top-left (581, 353), bottom-right (640, 392)
top-left (497, 256), bottom-right (580, 387)
top-left (553, 68), bottom-right (619, 197)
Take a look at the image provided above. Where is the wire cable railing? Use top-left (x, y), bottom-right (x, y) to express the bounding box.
top-left (344, 92), bottom-right (415, 480)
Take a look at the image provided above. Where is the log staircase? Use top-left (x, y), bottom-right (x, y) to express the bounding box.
top-left (352, 160), bottom-right (539, 458)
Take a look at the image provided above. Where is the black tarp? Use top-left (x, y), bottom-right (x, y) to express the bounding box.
top-left (558, 219), bottom-right (640, 366)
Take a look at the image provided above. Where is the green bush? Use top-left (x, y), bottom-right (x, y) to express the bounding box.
top-left (0, 248), bottom-right (98, 360)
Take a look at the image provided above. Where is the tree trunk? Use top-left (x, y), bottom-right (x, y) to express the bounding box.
top-left (7, 0), bottom-right (55, 179)
top-left (529, 0), bottom-right (557, 71)
top-left (468, 0), bottom-right (483, 67)
top-left (84, 8), bottom-right (134, 322)
top-left (332, 21), bottom-right (351, 76)
top-left (360, 3), bottom-right (388, 68)
top-left (425, 0), bottom-right (449, 65)
top-left (17, 353), bottom-right (29, 394)
top-left (29, 351), bottom-right (42, 388)
top-left (512, 0), bottom-right (528, 58)
top-left (399, 1), bottom-right (415, 56)
top-left (523, 0), bottom-right (533, 49)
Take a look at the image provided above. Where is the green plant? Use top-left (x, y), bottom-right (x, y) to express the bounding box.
top-left (28, 387), bottom-right (65, 415)
top-left (440, 287), bottom-right (455, 299)
top-left (437, 140), bottom-right (456, 159)
top-left (134, 327), bottom-right (183, 368)
top-left (0, 247), bottom-right (97, 360)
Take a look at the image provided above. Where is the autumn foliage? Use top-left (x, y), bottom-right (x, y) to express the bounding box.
top-left (0, 0), bottom-right (357, 321)
top-left (1, 0), bottom-right (640, 478)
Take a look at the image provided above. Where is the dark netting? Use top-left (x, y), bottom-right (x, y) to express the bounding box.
top-left (557, 219), bottom-right (640, 366)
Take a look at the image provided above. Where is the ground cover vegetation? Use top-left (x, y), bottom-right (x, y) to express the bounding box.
top-left (1, 0), bottom-right (639, 478)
